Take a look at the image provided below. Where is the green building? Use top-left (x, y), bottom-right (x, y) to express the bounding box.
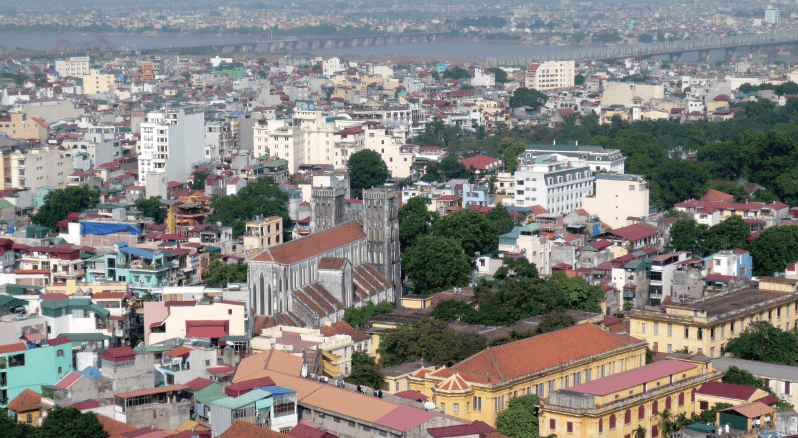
top-left (0, 340), bottom-right (72, 407)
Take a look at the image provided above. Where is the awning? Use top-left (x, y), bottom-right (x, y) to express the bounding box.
top-left (186, 325), bottom-right (228, 339)
top-left (20, 332), bottom-right (44, 342)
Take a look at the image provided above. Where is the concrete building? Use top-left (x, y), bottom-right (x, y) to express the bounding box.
top-left (583, 174), bottom-right (649, 229)
top-left (709, 249), bottom-right (752, 279)
top-left (525, 61), bottom-right (575, 90)
top-left (629, 277), bottom-right (798, 357)
top-left (1, 112), bottom-right (48, 141)
top-left (113, 384), bottom-right (190, 430)
top-left (522, 144), bottom-right (626, 174)
top-left (512, 154), bottom-right (594, 214)
top-left (138, 109), bottom-right (205, 186)
top-left (61, 125), bottom-right (123, 169)
top-left (143, 300), bottom-right (247, 346)
top-left (539, 357), bottom-right (721, 438)
top-left (55, 56), bottom-right (90, 77)
top-left (0, 340), bottom-right (73, 408)
top-left (82, 70), bottom-right (115, 95)
top-left (204, 120), bottom-right (233, 161)
top-left (253, 119), bottom-right (304, 174)
top-left (603, 82), bottom-right (665, 107)
top-left (765, 5), bottom-right (780, 24)
top-left (243, 216), bottom-right (284, 254)
top-left (649, 252), bottom-right (693, 305)
top-left (101, 346), bottom-right (156, 393)
top-left (713, 357), bottom-right (798, 409)
top-left (9, 147), bottom-right (72, 195)
top-left (408, 324), bottom-right (647, 427)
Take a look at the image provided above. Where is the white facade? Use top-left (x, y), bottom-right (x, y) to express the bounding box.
top-left (766, 5), bottom-right (780, 24)
top-left (55, 56), bottom-right (90, 77)
top-left (323, 58), bottom-right (344, 77)
top-left (138, 109), bottom-right (205, 186)
top-left (471, 68), bottom-right (496, 87)
top-left (512, 155), bottom-right (594, 214)
top-left (62, 126), bottom-right (122, 168)
top-left (10, 147), bottom-right (73, 194)
top-left (523, 145), bottom-right (626, 174)
top-left (253, 119), bottom-right (304, 173)
top-left (583, 174), bottom-right (649, 229)
top-left (525, 61), bottom-right (575, 90)
top-left (363, 127), bottom-right (413, 179)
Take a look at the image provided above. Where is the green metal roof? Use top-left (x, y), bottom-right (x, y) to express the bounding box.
top-left (259, 159), bottom-right (288, 168)
top-left (520, 223), bottom-right (541, 233)
top-left (526, 144), bottom-right (581, 151)
top-left (0, 199), bottom-right (13, 209)
top-left (219, 336), bottom-right (246, 343)
top-left (0, 295), bottom-right (28, 309)
top-left (195, 383), bottom-right (225, 405)
top-left (212, 389), bottom-right (272, 409)
top-left (62, 333), bottom-right (110, 342)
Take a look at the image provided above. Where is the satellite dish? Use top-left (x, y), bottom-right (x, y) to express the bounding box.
top-left (424, 401), bottom-right (436, 410)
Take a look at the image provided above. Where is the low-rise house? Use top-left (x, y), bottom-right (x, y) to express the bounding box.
top-left (143, 300), bottom-right (247, 346)
top-left (713, 357), bottom-right (798, 409)
top-left (113, 384), bottom-right (191, 430)
top-left (7, 389), bottom-right (42, 425)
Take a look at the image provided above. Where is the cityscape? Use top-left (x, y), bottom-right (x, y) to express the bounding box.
top-left (1, 1), bottom-right (798, 438)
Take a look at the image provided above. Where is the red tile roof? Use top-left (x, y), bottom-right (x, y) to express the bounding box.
top-left (97, 415), bottom-right (139, 438)
top-left (165, 346), bottom-right (194, 358)
top-left (219, 421), bottom-right (289, 437)
top-left (695, 381), bottom-right (759, 401)
top-left (460, 155), bottom-right (501, 170)
top-left (7, 389), bottom-right (41, 413)
top-left (433, 324), bottom-right (640, 384)
top-left (701, 189), bottom-right (734, 202)
top-left (318, 257), bottom-right (346, 270)
top-left (253, 222), bottom-right (365, 264)
top-left (0, 342), bottom-right (28, 354)
top-left (184, 377), bottom-right (215, 392)
top-left (67, 399), bottom-right (101, 410)
top-left (609, 223), bottom-right (659, 242)
top-left (427, 421), bottom-right (496, 438)
top-left (318, 321), bottom-right (370, 343)
top-left (185, 320), bottom-right (229, 339)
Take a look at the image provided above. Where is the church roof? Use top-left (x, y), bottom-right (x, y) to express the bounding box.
top-left (252, 221), bottom-right (366, 264)
top-left (318, 257), bottom-right (346, 270)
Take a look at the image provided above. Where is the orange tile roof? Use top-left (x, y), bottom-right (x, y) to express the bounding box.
top-left (433, 324), bottom-right (641, 384)
top-left (97, 415), bottom-right (138, 438)
top-left (436, 373), bottom-right (470, 391)
top-left (0, 342), bottom-right (28, 354)
top-left (252, 221), bottom-right (365, 264)
top-left (701, 188), bottom-right (735, 202)
top-left (7, 389), bottom-right (41, 413)
top-left (318, 321), bottom-right (370, 342)
top-left (219, 420), bottom-right (290, 437)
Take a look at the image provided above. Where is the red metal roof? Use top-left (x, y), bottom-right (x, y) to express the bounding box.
top-left (393, 389), bottom-right (429, 401)
top-left (695, 381), bottom-right (758, 401)
top-left (55, 372), bottom-right (84, 389)
top-left (567, 360), bottom-right (697, 396)
top-left (183, 377), bottom-right (215, 392)
top-left (20, 332), bottom-right (44, 342)
top-left (427, 420), bottom-right (495, 438)
top-left (101, 346), bottom-right (136, 362)
top-left (47, 336), bottom-right (71, 346)
top-left (116, 384), bottom-right (187, 399)
top-left (224, 376), bottom-right (277, 397)
top-left (609, 223), bottom-right (659, 242)
top-left (185, 320), bottom-right (229, 339)
top-left (0, 342), bottom-right (28, 354)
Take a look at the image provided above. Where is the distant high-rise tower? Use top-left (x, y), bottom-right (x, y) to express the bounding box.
top-left (363, 188), bottom-right (402, 305)
top-left (765, 5), bottom-right (780, 25)
top-left (309, 186), bottom-right (345, 234)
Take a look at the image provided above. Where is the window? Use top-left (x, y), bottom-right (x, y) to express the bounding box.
top-left (679, 392), bottom-right (685, 406)
top-left (609, 415), bottom-right (616, 430)
top-left (697, 328), bottom-right (703, 340)
top-left (665, 396), bottom-right (672, 410)
top-left (667, 344), bottom-right (672, 354)
top-left (599, 418), bottom-right (603, 433)
top-left (57, 349), bottom-right (64, 357)
top-left (453, 403), bottom-right (459, 413)
top-left (684, 327), bottom-right (689, 339)
top-left (441, 403), bottom-right (445, 413)
top-left (786, 382), bottom-right (791, 395)
top-left (567, 422), bottom-right (573, 433)
top-left (668, 324), bottom-right (673, 336)
top-left (638, 405), bottom-right (645, 420)
top-left (641, 323), bottom-right (646, 333)
top-left (654, 322), bottom-right (659, 334)
top-left (652, 425), bottom-right (659, 437)
top-left (586, 369), bottom-right (592, 382)
top-left (550, 419), bottom-right (556, 430)
top-left (700, 401), bottom-right (709, 411)
top-left (624, 409), bottom-right (631, 424)
top-left (653, 342), bottom-right (658, 351)
top-left (652, 401), bottom-right (659, 415)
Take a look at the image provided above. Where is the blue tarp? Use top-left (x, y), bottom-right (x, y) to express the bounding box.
top-left (119, 246), bottom-right (154, 259)
top-left (80, 222), bottom-right (141, 236)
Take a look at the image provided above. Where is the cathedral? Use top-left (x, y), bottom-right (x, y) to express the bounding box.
top-left (247, 187), bottom-right (401, 328)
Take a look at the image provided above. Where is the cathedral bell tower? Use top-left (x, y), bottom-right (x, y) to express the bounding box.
top-left (363, 187), bottom-right (402, 304)
top-left (309, 186), bottom-right (345, 234)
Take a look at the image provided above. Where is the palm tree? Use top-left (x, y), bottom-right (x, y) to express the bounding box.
top-left (634, 425), bottom-right (647, 438)
top-left (658, 409), bottom-right (677, 436)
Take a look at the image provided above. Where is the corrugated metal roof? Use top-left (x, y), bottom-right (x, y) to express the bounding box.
top-left (211, 389), bottom-right (272, 409)
top-left (566, 360), bottom-right (697, 396)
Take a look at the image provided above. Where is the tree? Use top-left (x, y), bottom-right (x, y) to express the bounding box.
top-left (39, 406), bottom-right (107, 438)
top-left (638, 33), bottom-right (653, 43)
top-left (398, 197), bottom-right (438, 250)
top-left (509, 87), bottom-right (548, 109)
top-left (190, 170), bottom-right (209, 190)
top-left (0, 408), bottom-right (40, 438)
top-left (421, 154), bottom-right (472, 182)
top-left (634, 425), bottom-right (647, 438)
top-left (347, 149), bottom-right (390, 199)
top-left (657, 409), bottom-right (677, 436)
top-left (533, 312), bottom-right (574, 335)
top-left (668, 219), bottom-right (708, 256)
top-left (345, 351), bottom-right (385, 389)
top-left (432, 209), bottom-right (499, 256)
top-left (208, 180), bottom-right (292, 239)
top-left (377, 319), bottom-right (486, 367)
top-left (343, 301), bottom-right (396, 327)
top-left (650, 160), bottom-right (709, 210)
top-left (402, 235), bottom-right (471, 294)
top-left (493, 257), bottom-right (539, 281)
top-left (202, 256), bottom-right (248, 287)
top-left (487, 204), bottom-right (517, 236)
top-left (134, 196), bottom-right (166, 224)
top-left (704, 216), bottom-right (750, 254)
top-left (431, 299), bottom-right (476, 322)
top-left (487, 67), bottom-right (508, 84)
top-left (501, 138), bottom-right (527, 173)
top-left (496, 394), bottom-right (543, 438)
top-left (722, 321), bottom-right (798, 365)
top-left (574, 74), bottom-right (586, 86)
top-left (748, 225), bottom-right (798, 276)
top-left (33, 186), bottom-right (100, 231)
top-left (442, 66), bottom-right (471, 81)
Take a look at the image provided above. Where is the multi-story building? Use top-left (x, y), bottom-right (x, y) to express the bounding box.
top-left (649, 252), bottom-right (693, 305)
top-left (713, 357), bottom-right (798, 409)
top-left (628, 277), bottom-right (798, 357)
top-left (673, 200), bottom-right (788, 228)
top-left (242, 216), bottom-right (283, 254)
top-left (253, 119), bottom-right (304, 173)
top-left (204, 120), bottom-right (233, 161)
top-left (583, 174), bottom-right (649, 229)
top-left (0, 339), bottom-right (73, 407)
top-left (113, 384), bottom-right (190, 430)
top-left (407, 324), bottom-right (647, 427)
top-left (18, 245), bottom-right (84, 284)
top-left (95, 242), bottom-right (183, 296)
top-left (82, 70), bottom-right (115, 95)
top-left (603, 82), bottom-right (665, 107)
top-left (522, 145), bottom-right (626, 174)
top-left (525, 61), bottom-right (575, 90)
top-left (512, 154), bottom-right (594, 214)
top-left (1, 112), bottom-right (49, 141)
top-left (10, 147), bottom-right (73, 195)
top-left (143, 300), bottom-right (247, 346)
top-left (539, 356), bottom-right (722, 438)
top-left (364, 126), bottom-right (413, 179)
top-left (765, 5), bottom-right (780, 24)
top-left (61, 125), bottom-right (123, 169)
top-left (55, 56), bottom-right (90, 77)
top-left (708, 249), bottom-right (753, 279)
top-left (138, 109), bottom-right (205, 186)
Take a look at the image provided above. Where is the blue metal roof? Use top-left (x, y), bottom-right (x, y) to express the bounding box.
top-left (499, 226), bottom-right (522, 239)
top-left (76, 366), bottom-right (102, 379)
top-left (119, 246), bottom-right (155, 259)
top-left (260, 386), bottom-right (296, 395)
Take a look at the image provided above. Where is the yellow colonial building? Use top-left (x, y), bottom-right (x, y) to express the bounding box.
top-left (539, 355), bottom-right (722, 438)
top-left (407, 324), bottom-right (648, 427)
top-left (628, 278), bottom-right (798, 358)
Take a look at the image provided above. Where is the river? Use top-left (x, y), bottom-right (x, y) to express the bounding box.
top-left (1, 32), bottom-right (796, 63)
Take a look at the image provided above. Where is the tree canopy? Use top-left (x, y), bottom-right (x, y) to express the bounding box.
top-left (420, 154), bottom-right (473, 182)
top-left (432, 209), bottom-right (499, 256)
top-left (398, 197), bottom-right (438, 250)
top-left (722, 321), bottom-right (798, 365)
top-left (378, 318), bottom-right (487, 367)
top-left (134, 196), bottom-right (166, 224)
top-left (33, 186), bottom-right (100, 231)
top-left (345, 351), bottom-right (385, 389)
top-left (343, 300), bottom-right (396, 327)
top-left (347, 149), bottom-right (390, 199)
top-left (402, 235), bottom-right (471, 294)
top-left (202, 256), bottom-right (247, 287)
top-left (487, 67), bottom-right (509, 84)
top-left (496, 394), bottom-right (549, 438)
top-left (39, 406), bottom-right (107, 438)
top-left (208, 180), bottom-right (292, 239)
top-left (668, 216), bottom-right (750, 257)
top-left (747, 225), bottom-right (798, 276)
top-left (509, 87), bottom-right (548, 109)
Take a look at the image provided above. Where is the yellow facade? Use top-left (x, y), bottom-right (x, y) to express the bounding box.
top-left (14, 409), bottom-right (40, 425)
top-left (694, 388), bottom-right (769, 413)
top-left (83, 69), bottom-right (115, 95)
top-left (400, 295), bottom-right (433, 309)
top-left (46, 278), bottom-right (128, 296)
top-left (540, 357), bottom-right (722, 438)
top-left (629, 285), bottom-right (798, 358)
top-left (407, 328), bottom-right (648, 427)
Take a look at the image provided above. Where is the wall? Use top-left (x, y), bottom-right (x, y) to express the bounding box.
top-left (103, 352), bottom-right (155, 393)
top-left (122, 400), bottom-right (191, 430)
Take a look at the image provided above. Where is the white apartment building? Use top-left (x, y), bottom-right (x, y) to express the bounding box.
top-left (363, 125), bottom-right (413, 179)
top-left (523, 144), bottom-right (625, 174)
top-left (512, 154), bottom-right (594, 214)
top-left (323, 57), bottom-right (345, 77)
top-left (524, 60), bottom-right (575, 90)
top-left (204, 121), bottom-right (233, 161)
top-left (603, 82), bottom-right (665, 107)
top-left (55, 56), bottom-right (90, 77)
top-left (583, 174), bottom-right (649, 229)
top-left (10, 147), bottom-right (73, 194)
top-left (253, 119), bottom-right (304, 173)
top-left (82, 69), bottom-right (115, 95)
top-left (471, 68), bottom-right (496, 87)
top-left (138, 109), bottom-right (205, 186)
top-left (61, 125), bottom-right (122, 168)
top-left (765, 5), bottom-right (780, 24)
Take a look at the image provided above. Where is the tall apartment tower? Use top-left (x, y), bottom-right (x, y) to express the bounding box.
top-left (138, 109), bottom-right (204, 187)
top-left (309, 187), bottom-right (345, 234)
top-left (363, 188), bottom-right (402, 305)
